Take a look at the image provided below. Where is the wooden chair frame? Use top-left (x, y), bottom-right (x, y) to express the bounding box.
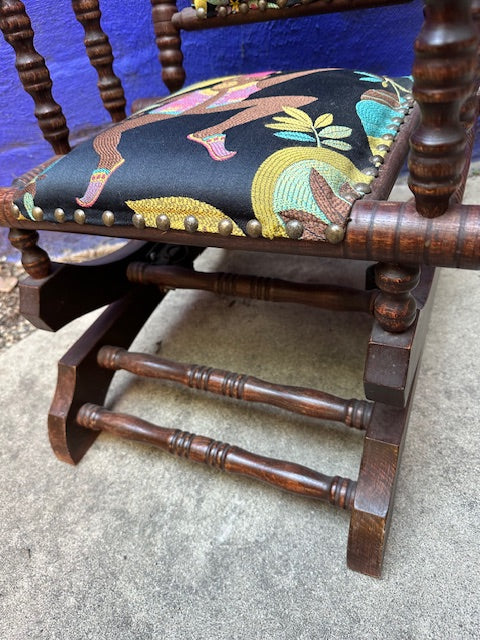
top-left (0, 0), bottom-right (479, 577)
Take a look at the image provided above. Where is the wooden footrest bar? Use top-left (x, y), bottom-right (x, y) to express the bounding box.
top-left (97, 346), bottom-right (373, 430)
top-left (77, 403), bottom-right (356, 509)
top-left (127, 263), bottom-right (377, 313)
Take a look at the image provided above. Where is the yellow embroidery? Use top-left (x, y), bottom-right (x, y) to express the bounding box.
top-left (125, 196), bottom-right (245, 235)
top-left (367, 135), bottom-right (393, 156)
top-left (251, 147), bottom-right (369, 238)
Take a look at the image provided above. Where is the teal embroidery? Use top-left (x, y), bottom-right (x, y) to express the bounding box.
top-left (356, 100), bottom-right (401, 138)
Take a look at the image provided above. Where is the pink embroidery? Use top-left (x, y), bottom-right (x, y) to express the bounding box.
top-left (151, 90), bottom-right (211, 115)
top-left (187, 133), bottom-right (236, 161)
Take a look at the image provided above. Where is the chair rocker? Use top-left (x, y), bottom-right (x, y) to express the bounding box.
top-left (1, 0), bottom-right (479, 577)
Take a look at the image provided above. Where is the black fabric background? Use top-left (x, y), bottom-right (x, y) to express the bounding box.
top-left (16, 69), bottom-right (412, 233)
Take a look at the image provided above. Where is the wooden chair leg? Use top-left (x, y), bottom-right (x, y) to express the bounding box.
top-left (19, 240), bottom-right (152, 331)
top-left (8, 227), bottom-right (51, 279)
top-left (48, 287), bottom-right (162, 464)
top-left (348, 265), bottom-right (438, 576)
top-left (347, 386), bottom-right (418, 577)
top-left (364, 266), bottom-right (439, 406)
top-left (19, 241), bottom-right (201, 331)
top-left (47, 243), bottom-right (202, 463)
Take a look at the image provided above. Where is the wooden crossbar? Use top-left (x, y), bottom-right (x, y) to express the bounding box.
top-left (77, 403), bottom-right (357, 509)
top-left (127, 263), bottom-right (376, 313)
top-left (98, 346), bottom-right (373, 429)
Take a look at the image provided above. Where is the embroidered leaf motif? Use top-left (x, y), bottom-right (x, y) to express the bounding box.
top-left (266, 107), bottom-right (353, 153)
top-left (282, 106), bottom-right (313, 127)
top-left (266, 122), bottom-right (313, 133)
top-left (313, 113), bottom-right (333, 129)
top-left (354, 71), bottom-right (412, 104)
top-left (318, 125), bottom-right (352, 139)
top-left (356, 71), bottom-right (384, 84)
top-left (309, 168), bottom-right (352, 226)
top-left (274, 131), bottom-right (316, 142)
top-left (321, 139), bottom-right (352, 151)
top-left (279, 209), bottom-right (326, 241)
top-left (272, 116), bottom-right (310, 126)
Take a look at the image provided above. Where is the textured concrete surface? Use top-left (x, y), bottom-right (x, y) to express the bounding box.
top-left (0, 186), bottom-right (479, 638)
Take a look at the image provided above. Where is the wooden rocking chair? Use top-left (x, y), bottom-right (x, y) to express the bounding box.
top-left (0, 0), bottom-right (479, 577)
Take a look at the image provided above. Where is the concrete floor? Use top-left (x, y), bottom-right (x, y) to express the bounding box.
top-left (0, 181), bottom-right (479, 638)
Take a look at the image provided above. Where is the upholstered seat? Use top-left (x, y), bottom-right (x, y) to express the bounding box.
top-left (13, 68), bottom-right (412, 243)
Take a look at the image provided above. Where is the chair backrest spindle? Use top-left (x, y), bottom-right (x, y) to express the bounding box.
top-left (408, 0), bottom-right (478, 218)
top-left (71, 0), bottom-right (127, 122)
top-left (151, 0), bottom-right (185, 94)
top-left (0, 0), bottom-right (70, 155)
top-left (463, 0), bottom-right (480, 126)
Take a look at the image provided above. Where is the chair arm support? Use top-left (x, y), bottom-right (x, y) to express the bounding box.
top-left (409, 0), bottom-right (478, 217)
top-left (348, 200), bottom-right (480, 269)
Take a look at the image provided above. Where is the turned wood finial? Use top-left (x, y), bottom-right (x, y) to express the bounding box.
top-left (472, 0), bottom-right (480, 31)
top-left (8, 228), bottom-right (51, 279)
top-left (373, 263), bottom-right (420, 333)
top-left (0, 0), bottom-right (70, 155)
top-left (409, 0), bottom-right (478, 217)
top-left (461, 1), bottom-right (480, 126)
top-left (150, 0), bottom-right (185, 93)
top-left (71, 0), bottom-right (126, 122)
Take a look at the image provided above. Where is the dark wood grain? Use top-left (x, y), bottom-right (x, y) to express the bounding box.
top-left (373, 263), bottom-right (420, 333)
top-left (18, 242), bottom-right (203, 331)
top-left (409, 0), bottom-right (478, 217)
top-left (97, 346), bottom-right (373, 429)
top-left (364, 266), bottom-right (438, 407)
top-left (452, 89), bottom-right (479, 205)
top-left (48, 290), bottom-right (162, 464)
top-left (127, 263), bottom-right (377, 313)
top-left (173, 0), bottom-right (413, 31)
top-left (48, 243), bottom-right (201, 464)
top-left (8, 227), bottom-right (51, 279)
top-left (151, 0), bottom-right (185, 93)
top-left (347, 379), bottom-right (420, 577)
top-left (6, 198), bottom-right (480, 270)
top-left (18, 241), bottom-right (153, 331)
top-left (72, 0), bottom-right (127, 122)
top-left (460, 0), bottom-right (480, 128)
top-left (0, 0), bottom-right (70, 154)
top-left (77, 403), bottom-right (357, 509)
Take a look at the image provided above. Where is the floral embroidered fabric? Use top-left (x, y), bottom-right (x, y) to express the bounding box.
top-left (14, 68), bottom-right (412, 241)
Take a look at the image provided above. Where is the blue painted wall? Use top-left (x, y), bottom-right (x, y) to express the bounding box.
top-left (0, 0), bottom-right (422, 186)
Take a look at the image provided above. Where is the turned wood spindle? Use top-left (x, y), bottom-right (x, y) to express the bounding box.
top-left (127, 262), bottom-right (376, 314)
top-left (71, 0), bottom-right (126, 122)
top-left (472, 1), bottom-right (480, 33)
top-left (77, 403), bottom-right (357, 509)
top-left (151, 0), bottom-right (185, 93)
top-left (373, 263), bottom-right (420, 333)
top-left (461, 1), bottom-right (480, 127)
top-left (8, 227), bottom-right (50, 279)
top-left (0, 0), bottom-right (70, 155)
top-left (409, 0), bottom-right (478, 217)
top-left (98, 346), bottom-right (373, 430)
